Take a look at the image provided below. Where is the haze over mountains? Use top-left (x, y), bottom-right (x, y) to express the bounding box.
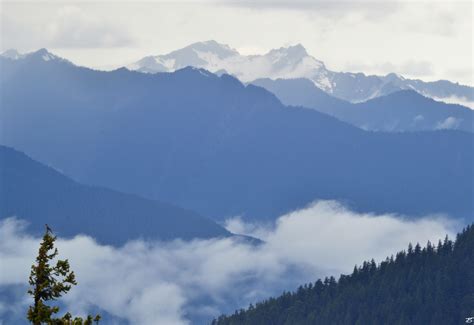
top-left (1, 49), bottom-right (472, 221)
top-left (127, 40), bottom-right (474, 106)
top-left (3, 46), bottom-right (472, 134)
top-left (0, 42), bottom-right (473, 325)
top-left (1, 0), bottom-right (473, 319)
top-left (252, 78), bottom-right (474, 132)
top-left (0, 145), bottom-right (231, 245)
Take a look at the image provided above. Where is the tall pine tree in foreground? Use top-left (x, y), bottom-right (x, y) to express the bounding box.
top-left (27, 225), bottom-right (101, 325)
top-left (214, 224), bottom-right (474, 325)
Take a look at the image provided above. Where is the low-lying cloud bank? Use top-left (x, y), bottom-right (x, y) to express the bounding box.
top-left (0, 201), bottom-right (459, 324)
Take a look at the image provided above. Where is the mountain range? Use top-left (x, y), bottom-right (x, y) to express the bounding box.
top-left (252, 78), bottom-right (474, 132)
top-left (127, 40), bottom-right (474, 106)
top-left (1, 49), bottom-right (472, 221)
top-left (0, 145), bottom-right (231, 245)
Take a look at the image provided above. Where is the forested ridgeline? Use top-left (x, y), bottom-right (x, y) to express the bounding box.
top-left (214, 224), bottom-right (474, 325)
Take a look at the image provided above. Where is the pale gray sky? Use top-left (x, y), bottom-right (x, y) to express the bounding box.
top-left (1, 0), bottom-right (473, 84)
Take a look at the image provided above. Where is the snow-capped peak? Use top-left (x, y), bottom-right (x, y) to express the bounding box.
top-left (199, 40), bottom-right (238, 55)
top-left (384, 72), bottom-right (405, 82)
top-left (128, 41), bottom-right (330, 88)
top-left (1, 48), bottom-right (66, 62)
top-left (128, 41), bottom-right (240, 73)
top-left (1, 48), bottom-right (74, 68)
top-left (163, 40), bottom-right (239, 63)
top-left (184, 40), bottom-right (239, 59)
top-left (267, 43), bottom-right (308, 59)
top-left (29, 48), bottom-right (61, 61)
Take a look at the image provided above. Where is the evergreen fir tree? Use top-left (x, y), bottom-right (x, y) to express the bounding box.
top-left (27, 225), bottom-right (101, 324)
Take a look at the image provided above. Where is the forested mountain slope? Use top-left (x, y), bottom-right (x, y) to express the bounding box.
top-left (214, 224), bottom-right (474, 325)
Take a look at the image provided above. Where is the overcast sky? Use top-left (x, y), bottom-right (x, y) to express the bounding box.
top-left (1, 0), bottom-right (472, 85)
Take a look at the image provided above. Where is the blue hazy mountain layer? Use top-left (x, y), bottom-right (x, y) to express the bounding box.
top-left (329, 71), bottom-right (474, 103)
top-left (0, 145), bottom-right (231, 244)
top-left (1, 52), bottom-right (473, 221)
top-left (251, 78), bottom-right (474, 132)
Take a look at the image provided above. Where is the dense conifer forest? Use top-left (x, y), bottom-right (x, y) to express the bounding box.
top-left (214, 224), bottom-right (474, 325)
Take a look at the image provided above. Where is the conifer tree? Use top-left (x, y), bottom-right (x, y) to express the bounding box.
top-left (27, 225), bottom-right (100, 324)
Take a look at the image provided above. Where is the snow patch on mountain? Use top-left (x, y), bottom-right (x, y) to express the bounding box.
top-left (129, 41), bottom-right (473, 105)
top-left (128, 41), bottom-right (332, 91)
top-left (4, 43), bottom-right (471, 107)
top-left (1, 48), bottom-right (71, 65)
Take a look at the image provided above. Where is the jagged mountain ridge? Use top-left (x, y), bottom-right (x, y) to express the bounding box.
top-left (3, 44), bottom-right (472, 106)
top-left (1, 50), bottom-right (473, 221)
top-left (126, 40), bottom-right (474, 105)
top-left (252, 78), bottom-right (474, 132)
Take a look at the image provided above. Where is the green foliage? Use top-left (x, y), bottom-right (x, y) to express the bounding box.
top-left (214, 224), bottom-right (474, 325)
top-left (27, 227), bottom-right (101, 325)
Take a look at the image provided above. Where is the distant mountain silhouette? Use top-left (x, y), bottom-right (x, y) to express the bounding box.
top-left (0, 145), bottom-right (231, 245)
top-left (252, 78), bottom-right (473, 132)
top-left (4, 44), bottom-right (473, 106)
top-left (1, 51), bottom-right (473, 221)
top-left (125, 41), bottom-right (474, 106)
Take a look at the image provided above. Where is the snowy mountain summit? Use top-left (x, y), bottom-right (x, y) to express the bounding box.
top-left (128, 41), bottom-right (333, 92)
top-left (1, 48), bottom-right (70, 64)
top-left (129, 41), bottom-right (473, 106)
top-left (2, 44), bottom-right (472, 106)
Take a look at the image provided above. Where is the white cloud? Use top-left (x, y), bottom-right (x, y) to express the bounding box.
top-left (0, 201), bottom-right (460, 324)
top-left (45, 6), bottom-right (133, 48)
top-left (435, 116), bottom-right (463, 130)
top-left (1, 5), bottom-right (133, 51)
top-left (413, 115), bottom-right (425, 122)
